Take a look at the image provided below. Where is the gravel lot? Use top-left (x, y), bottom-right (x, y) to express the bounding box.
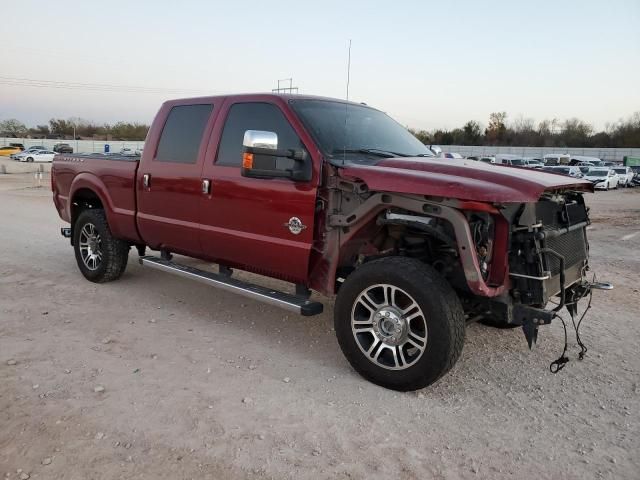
top-left (1, 173), bottom-right (638, 480)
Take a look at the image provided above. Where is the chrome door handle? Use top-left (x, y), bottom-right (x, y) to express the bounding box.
top-left (202, 178), bottom-right (211, 194)
top-left (143, 173), bottom-right (151, 188)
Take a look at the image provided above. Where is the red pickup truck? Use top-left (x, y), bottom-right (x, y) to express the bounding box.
top-left (52, 94), bottom-right (610, 390)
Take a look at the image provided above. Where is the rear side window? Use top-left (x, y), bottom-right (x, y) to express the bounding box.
top-left (156, 104), bottom-right (213, 164)
top-left (216, 102), bottom-right (305, 167)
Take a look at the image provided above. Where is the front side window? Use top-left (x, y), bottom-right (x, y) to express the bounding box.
top-left (156, 104), bottom-right (213, 164)
top-left (216, 102), bottom-right (306, 169)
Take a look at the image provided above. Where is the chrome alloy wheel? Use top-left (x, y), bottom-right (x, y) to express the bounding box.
top-left (78, 223), bottom-right (103, 270)
top-left (351, 284), bottom-right (428, 370)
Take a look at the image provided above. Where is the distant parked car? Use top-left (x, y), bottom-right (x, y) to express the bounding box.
top-left (583, 168), bottom-right (619, 190)
top-left (478, 156), bottom-right (496, 164)
top-left (467, 155), bottom-right (496, 164)
top-left (119, 147), bottom-right (143, 156)
top-left (612, 166), bottom-right (634, 187)
top-left (524, 158), bottom-right (544, 169)
top-left (16, 150), bottom-right (56, 163)
top-left (495, 154), bottom-right (527, 166)
top-left (570, 155), bottom-right (604, 167)
top-left (53, 143), bottom-right (74, 153)
top-left (10, 145), bottom-right (46, 159)
top-left (543, 153), bottom-right (571, 166)
top-left (0, 146), bottom-right (23, 157)
top-left (443, 152), bottom-right (464, 159)
top-left (542, 166), bottom-right (584, 178)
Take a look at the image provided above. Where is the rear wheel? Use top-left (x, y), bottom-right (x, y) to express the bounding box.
top-left (334, 257), bottom-right (465, 391)
top-left (73, 209), bottom-right (129, 283)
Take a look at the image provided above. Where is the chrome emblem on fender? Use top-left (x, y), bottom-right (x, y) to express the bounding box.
top-left (285, 217), bottom-right (307, 235)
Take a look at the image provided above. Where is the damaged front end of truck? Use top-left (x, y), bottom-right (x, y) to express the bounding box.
top-left (326, 159), bottom-right (613, 372)
top-left (484, 190), bottom-right (613, 362)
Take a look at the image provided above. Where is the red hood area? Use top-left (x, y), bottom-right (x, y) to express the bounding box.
top-left (339, 158), bottom-right (594, 203)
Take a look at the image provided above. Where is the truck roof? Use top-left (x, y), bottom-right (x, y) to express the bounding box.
top-left (162, 93), bottom-right (371, 109)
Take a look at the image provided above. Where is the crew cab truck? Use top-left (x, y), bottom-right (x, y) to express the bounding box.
top-left (52, 94), bottom-right (610, 391)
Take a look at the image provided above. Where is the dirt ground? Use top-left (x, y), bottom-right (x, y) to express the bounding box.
top-left (1, 173), bottom-right (638, 480)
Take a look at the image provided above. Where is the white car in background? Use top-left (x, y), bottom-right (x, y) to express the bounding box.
top-left (612, 166), bottom-right (634, 187)
top-left (10, 145), bottom-right (46, 160)
top-left (495, 154), bottom-right (528, 166)
top-left (16, 149), bottom-right (56, 163)
top-left (584, 168), bottom-right (619, 190)
top-left (524, 158), bottom-right (544, 169)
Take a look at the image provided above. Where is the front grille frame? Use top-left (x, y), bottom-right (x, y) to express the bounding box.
top-left (508, 195), bottom-right (590, 306)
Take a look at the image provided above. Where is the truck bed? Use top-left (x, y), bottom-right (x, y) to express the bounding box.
top-left (52, 152), bottom-right (142, 244)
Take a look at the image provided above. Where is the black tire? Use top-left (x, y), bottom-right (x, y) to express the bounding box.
top-left (27, 157), bottom-right (34, 162)
top-left (73, 209), bottom-right (129, 283)
top-left (334, 257), bottom-right (465, 391)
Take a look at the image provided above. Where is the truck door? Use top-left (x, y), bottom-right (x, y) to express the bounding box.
top-left (199, 99), bottom-right (319, 283)
top-left (137, 102), bottom-right (216, 257)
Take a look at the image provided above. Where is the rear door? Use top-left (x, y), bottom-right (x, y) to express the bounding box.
top-left (136, 102), bottom-right (216, 257)
top-left (199, 99), bottom-right (319, 283)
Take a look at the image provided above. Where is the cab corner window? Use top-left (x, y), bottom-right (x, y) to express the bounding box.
top-left (156, 104), bottom-right (213, 164)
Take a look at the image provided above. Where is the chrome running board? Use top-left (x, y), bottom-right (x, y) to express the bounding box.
top-left (139, 256), bottom-right (323, 316)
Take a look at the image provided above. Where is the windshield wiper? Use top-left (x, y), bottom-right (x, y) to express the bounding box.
top-left (331, 148), bottom-right (410, 158)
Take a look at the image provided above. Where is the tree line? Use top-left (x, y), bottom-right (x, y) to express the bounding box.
top-left (409, 111), bottom-right (640, 148)
top-left (1, 111), bottom-right (639, 147)
top-left (0, 118), bottom-right (150, 141)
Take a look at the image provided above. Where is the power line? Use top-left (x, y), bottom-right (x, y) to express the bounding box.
top-left (0, 75), bottom-right (210, 95)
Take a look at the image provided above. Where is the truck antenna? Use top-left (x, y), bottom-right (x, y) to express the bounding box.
top-left (343, 39), bottom-right (352, 164)
top-left (346, 39), bottom-right (351, 101)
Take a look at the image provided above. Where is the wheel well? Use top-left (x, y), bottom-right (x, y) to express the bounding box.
top-left (71, 188), bottom-right (104, 227)
top-left (335, 213), bottom-right (469, 295)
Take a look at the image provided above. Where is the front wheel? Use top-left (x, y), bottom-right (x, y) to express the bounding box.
top-left (334, 257), bottom-right (465, 391)
top-left (73, 209), bottom-right (129, 283)
top-left (27, 157), bottom-right (34, 162)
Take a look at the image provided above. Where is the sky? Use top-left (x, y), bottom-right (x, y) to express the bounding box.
top-left (1, 0), bottom-right (639, 131)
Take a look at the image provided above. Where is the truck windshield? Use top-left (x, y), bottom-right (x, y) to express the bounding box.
top-left (289, 99), bottom-right (433, 162)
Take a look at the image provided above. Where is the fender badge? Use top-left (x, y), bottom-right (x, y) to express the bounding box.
top-left (284, 217), bottom-right (307, 235)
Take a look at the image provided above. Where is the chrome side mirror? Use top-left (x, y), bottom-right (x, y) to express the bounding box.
top-left (243, 130), bottom-right (278, 150)
top-left (429, 145), bottom-right (442, 156)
